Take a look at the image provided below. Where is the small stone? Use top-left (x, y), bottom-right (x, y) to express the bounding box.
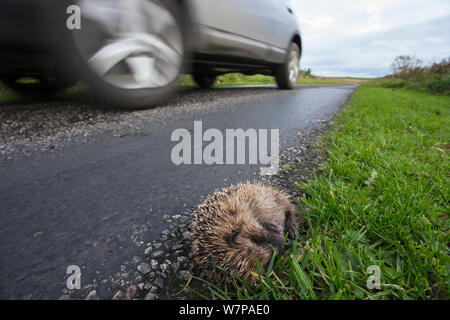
top-left (59, 295), bottom-right (70, 300)
top-left (182, 231), bottom-right (190, 240)
top-left (179, 270), bottom-right (192, 282)
top-left (173, 215), bottom-right (181, 220)
top-left (150, 285), bottom-right (158, 293)
top-left (160, 263), bottom-right (169, 273)
top-left (171, 262), bottom-right (180, 272)
top-left (162, 229), bottom-right (170, 235)
top-left (137, 283), bottom-right (145, 290)
top-left (180, 216), bottom-right (189, 224)
top-left (174, 250), bottom-right (183, 256)
top-left (177, 256), bottom-right (188, 265)
top-left (85, 290), bottom-right (99, 300)
top-left (130, 256), bottom-right (142, 266)
top-left (83, 283), bottom-right (94, 290)
top-left (150, 259), bottom-right (158, 269)
top-left (153, 242), bottom-right (162, 249)
top-left (152, 250), bottom-right (165, 258)
top-left (144, 247), bottom-right (152, 255)
top-left (172, 244), bottom-right (184, 251)
top-left (154, 277), bottom-right (164, 289)
top-left (144, 282), bottom-right (152, 290)
top-left (137, 263), bottom-right (151, 275)
top-left (144, 292), bottom-right (157, 300)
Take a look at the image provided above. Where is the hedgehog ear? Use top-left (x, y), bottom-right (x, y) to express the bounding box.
top-left (285, 206), bottom-right (298, 240)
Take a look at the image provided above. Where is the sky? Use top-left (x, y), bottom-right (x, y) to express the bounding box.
top-left (291, 0), bottom-right (450, 77)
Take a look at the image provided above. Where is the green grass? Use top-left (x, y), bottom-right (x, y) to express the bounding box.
top-left (177, 74), bottom-right (277, 87)
top-left (196, 85), bottom-right (449, 300)
top-left (370, 73), bottom-right (450, 96)
top-left (178, 73), bottom-right (364, 87)
top-left (0, 92), bottom-right (19, 102)
top-left (0, 81), bottom-right (89, 102)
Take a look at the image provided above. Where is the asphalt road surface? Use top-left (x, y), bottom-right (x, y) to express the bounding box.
top-left (0, 84), bottom-right (358, 299)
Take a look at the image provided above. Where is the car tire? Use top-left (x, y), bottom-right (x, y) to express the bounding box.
top-left (274, 42), bottom-right (300, 90)
top-left (193, 73), bottom-right (216, 89)
top-left (71, 0), bottom-right (185, 109)
top-left (1, 74), bottom-right (74, 98)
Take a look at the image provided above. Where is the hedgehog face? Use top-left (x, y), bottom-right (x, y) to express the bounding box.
top-left (259, 220), bottom-right (292, 252)
top-left (222, 215), bottom-right (291, 266)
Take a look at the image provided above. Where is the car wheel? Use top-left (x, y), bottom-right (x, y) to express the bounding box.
top-left (71, 0), bottom-right (185, 109)
top-left (274, 43), bottom-right (300, 90)
top-left (1, 75), bottom-right (74, 98)
top-left (193, 73), bottom-right (216, 89)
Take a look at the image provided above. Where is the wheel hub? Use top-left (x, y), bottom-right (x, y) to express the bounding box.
top-left (74, 0), bottom-right (183, 89)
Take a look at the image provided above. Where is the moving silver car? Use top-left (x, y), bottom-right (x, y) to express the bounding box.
top-left (0, 0), bottom-right (302, 108)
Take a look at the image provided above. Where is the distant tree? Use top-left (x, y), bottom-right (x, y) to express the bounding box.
top-left (391, 55), bottom-right (423, 78)
top-left (301, 68), bottom-right (313, 78)
top-left (429, 57), bottom-right (450, 75)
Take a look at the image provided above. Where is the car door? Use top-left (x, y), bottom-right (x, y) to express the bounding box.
top-left (263, 0), bottom-right (298, 50)
top-left (190, 0), bottom-right (281, 62)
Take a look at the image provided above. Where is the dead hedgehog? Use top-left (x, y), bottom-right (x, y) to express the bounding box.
top-left (190, 181), bottom-right (299, 285)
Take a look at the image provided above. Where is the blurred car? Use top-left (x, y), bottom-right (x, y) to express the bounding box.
top-left (0, 0), bottom-right (302, 108)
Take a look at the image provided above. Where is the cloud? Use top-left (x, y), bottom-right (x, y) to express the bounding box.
top-left (292, 0), bottom-right (450, 77)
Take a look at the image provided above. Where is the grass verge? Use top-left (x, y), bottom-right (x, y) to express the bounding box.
top-left (178, 73), bottom-right (366, 87)
top-left (197, 85), bottom-right (449, 300)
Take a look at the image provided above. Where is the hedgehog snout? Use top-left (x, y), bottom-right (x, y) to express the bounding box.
top-left (258, 221), bottom-right (289, 254)
top-left (264, 232), bottom-right (288, 254)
